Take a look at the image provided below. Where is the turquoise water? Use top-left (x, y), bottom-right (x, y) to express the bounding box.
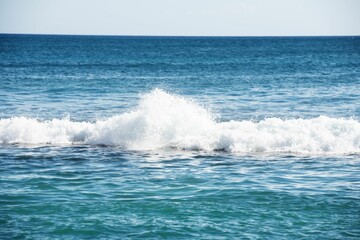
top-left (0, 35), bottom-right (360, 239)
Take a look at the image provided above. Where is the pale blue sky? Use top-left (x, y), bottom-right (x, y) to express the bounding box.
top-left (0, 0), bottom-right (359, 36)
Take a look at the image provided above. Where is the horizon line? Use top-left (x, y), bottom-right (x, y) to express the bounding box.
top-left (1, 32), bottom-right (359, 38)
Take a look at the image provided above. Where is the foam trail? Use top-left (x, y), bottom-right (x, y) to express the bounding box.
top-left (1, 89), bottom-right (360, 154)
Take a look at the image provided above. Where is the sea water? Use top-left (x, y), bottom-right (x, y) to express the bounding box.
top-left (0, 35), bottom-right (359, 239)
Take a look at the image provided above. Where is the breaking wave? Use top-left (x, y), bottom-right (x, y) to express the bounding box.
top-left (1, 89), bottom-right (360, 154)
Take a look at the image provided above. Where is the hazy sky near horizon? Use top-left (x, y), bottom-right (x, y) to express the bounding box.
top-left (0, 0), bottom-right (359, 36)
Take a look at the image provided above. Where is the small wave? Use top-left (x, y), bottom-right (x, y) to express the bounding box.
top-left (1, 89), bottom-right (359, 154)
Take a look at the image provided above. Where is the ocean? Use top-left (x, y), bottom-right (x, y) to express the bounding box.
top-left (0, 34), bottom-right (359, 239)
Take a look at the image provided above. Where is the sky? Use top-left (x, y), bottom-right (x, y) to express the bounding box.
top-left (0, 0), bottom-right (359, 36)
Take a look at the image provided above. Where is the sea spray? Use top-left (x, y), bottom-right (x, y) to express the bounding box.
top-left (1, 89), bottom-right (359, 154)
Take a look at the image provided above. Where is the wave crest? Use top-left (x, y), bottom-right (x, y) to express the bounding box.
top-left (1, 89), bottom-right (359, 154)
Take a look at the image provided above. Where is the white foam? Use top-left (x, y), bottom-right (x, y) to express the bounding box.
top-left (1, 89), bottom-right (359, 154)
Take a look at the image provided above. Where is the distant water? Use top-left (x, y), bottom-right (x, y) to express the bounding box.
top-left (1, 34), bottom-right (360, 239)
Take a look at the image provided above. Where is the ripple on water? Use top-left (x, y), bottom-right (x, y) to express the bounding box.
top-left (0, 145), bottom-right (359, 238)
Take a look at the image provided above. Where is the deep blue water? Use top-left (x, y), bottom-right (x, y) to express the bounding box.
top-left (0, 34), bottom-right (360, 239)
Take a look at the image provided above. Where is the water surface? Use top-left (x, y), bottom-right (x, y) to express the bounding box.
top-left (0, 35), bottom-right (360, 239)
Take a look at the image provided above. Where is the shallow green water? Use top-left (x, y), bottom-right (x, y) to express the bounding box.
top-left (1, 146), bottom-right (359, 239)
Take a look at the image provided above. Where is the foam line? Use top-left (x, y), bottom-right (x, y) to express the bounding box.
top-left (1, 89), bottom-right (359, 154)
